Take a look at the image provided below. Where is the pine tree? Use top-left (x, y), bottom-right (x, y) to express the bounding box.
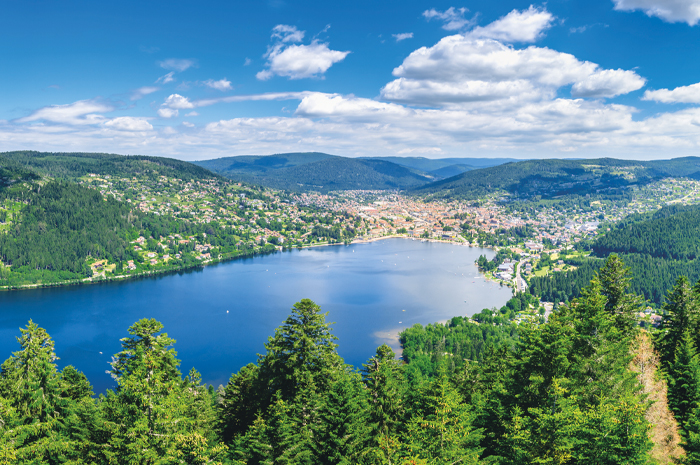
top-left (0, 320), bottom-right (74, 462)
top-left (598, 254), bottom-right (644, 337)
top-left (683, 407), bottom-right (700, 464)
top-left (258, 299), bottom-right (344, 404)
top-left (668, 330), bottom-right (700, 435)
top-left (102, 318), bottom-right (225, 464)
top-left (403, 365), bottom-right (483, 464)
top-left (313, 370), bottom-right (368, 465)
top-left (362, 344), bottom-right (408, 464)
top-left (219, 363), bottom-right (262, 443)
top-left (658, 276), bottom-right (699, 370)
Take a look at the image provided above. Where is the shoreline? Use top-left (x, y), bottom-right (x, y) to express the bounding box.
top-left (0, 235), bottom-right (489, 293)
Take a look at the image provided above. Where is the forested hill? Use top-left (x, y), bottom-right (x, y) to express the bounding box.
top-left (195, 152), bottom-right (434, 192)
top-left (593, 204), bottom-right (700, 260)
top-left (0, 151), bottom-right (218, 181)
top-left (415, 157), bottom-right (700, 200)
top-left (529, 204), bottom-right (700, 305)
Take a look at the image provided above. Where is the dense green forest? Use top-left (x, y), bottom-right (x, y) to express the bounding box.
top-left (398, 293), bottom-right (539, 379)
top-left (196, 153), bottom-right (433, 192)
top-left (415, 156), bottom-right (700, 200)
top-left (528, 204), bottom-right (700, 306)
top-left (0, 177), bottom-right (284, 287)
top-left (0, 151), bottom-right (218, 181)
top-left (3, 256), bottom-right (697, 464)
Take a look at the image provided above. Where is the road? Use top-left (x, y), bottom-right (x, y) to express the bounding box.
top-left (515, 259), bottom-right (527, 293)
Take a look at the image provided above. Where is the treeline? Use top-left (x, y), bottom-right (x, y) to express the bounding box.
top-left (1, 256), bottom-right (689, 463)
top-left (0, 178), bottom-right (299, 286)
top-left (0, 151), bottom-right (218, 181)
top-left (529, 204), bottom-right (700, 306)
top-left (594, 204), bottom-right (700, 260)
top-left (0, 181), bottom-right (143, 276)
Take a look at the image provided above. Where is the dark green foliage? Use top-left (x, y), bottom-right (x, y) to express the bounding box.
top-left (529, 205), bottom-right (700, 306)
top-left (594, 204), bottom-right (700, 260)
top-left (399, 315), bottom-right (518, 377)
top-left (416, 156), bottom-right (700, 200)
top-left (668, 331), bottom-right (700, 437)
top-left (1, 150), bottom-right (218, 181)
top-left (197, 153), bottom-right (433, 193)
top-left (657, 276), bottom-right (700, 369)
top-left (0, 181), bottom-right (141, 277)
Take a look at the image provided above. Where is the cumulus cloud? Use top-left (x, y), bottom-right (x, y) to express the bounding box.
top-left (17, 99), bottom-right (113, 125)
top-left (158, 58), bottom-right (196, 72)
top-left (157, 108), bottom-right (179, 118)
top-left (613, 0), bottom-right (700, 25)
top-left (423, 7), bottom-right (473, 30)
top-left (130, 86), bottom-right (159, 101)
top-left (203, 78), bottom-right (232, 91)
top-left (643, 82), bottom-right (700, 103)
top-left (8, 89), bottom-right (700, 160)
top-left (571, 69), bottom-right (647, 98)
top-left (104, 117), bottom-right (153, 131)
top-left (257, 27), bottom-right (350, 80)
top-left (393, 33), bottom-right (414, 42)
top-left (163, 94), bottom-right (195, 109)
top-left (466, 6), bottom-right (555, 43)
top-left (185, 111), bottom-right (200, 116)
top-left (380, 28), bottom-right (644, 107)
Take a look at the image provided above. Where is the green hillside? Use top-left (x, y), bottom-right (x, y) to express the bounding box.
top-left (362, 156), bottom-right (519, 171)
top-left (0, 150), bottom-right (218, 181)
top-left (529, 204), bottom-right (700, 305)
top-left (417, 157), bottom-right (700, 200)
top-left (428, 163), bottom-right (473, 179)
top-left (195, 152), bottom-right (433, 192)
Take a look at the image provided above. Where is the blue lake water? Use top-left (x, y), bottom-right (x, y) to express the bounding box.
top-left (0, 239), bottom-right (511, 392)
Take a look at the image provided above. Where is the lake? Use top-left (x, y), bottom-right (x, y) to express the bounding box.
top-left (0, 239), bottom-right (512, 392)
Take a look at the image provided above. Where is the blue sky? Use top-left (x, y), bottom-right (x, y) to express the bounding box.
top-left (2, 0), bottom-right (700, 160)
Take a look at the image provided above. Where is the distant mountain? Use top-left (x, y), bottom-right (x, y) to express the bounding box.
top-left (194, 153), bottom-right (434, 192)
top-left (415, 157), bottom-right (700, 200)
top-left (428, 164), bottom-right (474, 179)
top-left (0, 151), bottom-right (218, 181)
top-left (361, 156), bottom-right (520, 172)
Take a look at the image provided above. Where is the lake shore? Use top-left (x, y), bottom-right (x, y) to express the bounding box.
top-left (0, 234), bottom-right (479, 292)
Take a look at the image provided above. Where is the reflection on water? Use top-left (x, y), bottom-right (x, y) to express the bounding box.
top-left (0, 239), bottom-right (511, 392)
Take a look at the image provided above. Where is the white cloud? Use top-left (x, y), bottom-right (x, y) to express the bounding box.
top-left (156, 72), bottom-right (176, 84)
top-left (393, 33), bottom-right (414, 42)
top-left (104, 117), bottom-right (153, 131)
top-left (571, 69), bottom-right (646, 98)
top-left (612, 0), bottom-right (700, 25)
top-left (130, 86), bottom-right (159, 101)
top-left (17, 99), bottom-right (113, 125)
top-left (203, 78), bottom-right (232, 91)
top-left (163, 94), bottom-right (195, 109)
top-left (182, 121), bottom-right (195, 127)
top-left (185, 111), bottom-right (200, 116)
top-left (257, 41), bottom-right (350, 80)
top-left (271, 24), bottom-right (305, 43)
top-left (643, 82), bottom-right (700, 103)
top-left (8, 90), bottom-right (700, 160)
top-left (466, 6), bottom-right (555, 43)
top-left (244, 58), bottom-right (252, 66)
top-left (380, 32), bottom-right (644, 107)
top-left (158, 58), bottom-right (196, 72)
top-left (158, 108), bottom-right (179, 118)
top-left (423, 7), bottom-right (473, 31)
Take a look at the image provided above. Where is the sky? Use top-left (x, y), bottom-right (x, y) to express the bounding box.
top-left (2, 0), bottom-right (700, 161)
